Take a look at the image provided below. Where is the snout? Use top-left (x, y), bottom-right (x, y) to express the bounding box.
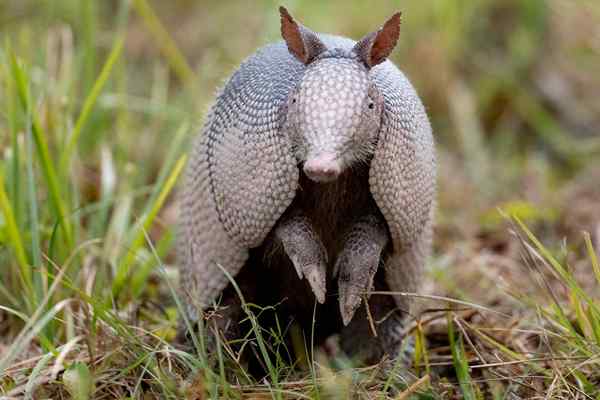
top-left (303, 153), bottom-right (341, 183)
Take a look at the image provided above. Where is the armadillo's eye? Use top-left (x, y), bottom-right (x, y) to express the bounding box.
top-left (292, 98), bottom-right (297, 104)
top-left (368, 102), bottom-right (374, 109)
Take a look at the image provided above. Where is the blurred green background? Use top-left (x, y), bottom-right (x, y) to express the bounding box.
top-left (3, 0), bottom-right (599, 204)
top-left (1, 1), bottom-right (600, 397)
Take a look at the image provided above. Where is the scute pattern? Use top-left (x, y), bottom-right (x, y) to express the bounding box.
top-left (286, 55), bottom-right (381, 167)
top-left (209, 48), bottom-right (303, 248)
top-left (180, 43), bottom-right (304, 316)
top-left (369, 61), bottom-right (436, 310)
top-left (369, 62), bottom-right (435, 245)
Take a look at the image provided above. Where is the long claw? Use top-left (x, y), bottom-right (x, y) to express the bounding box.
top-left (335, 216), bottom-right (388, 327)
top-left (340, 289), bottom-right (362, 326)
top-left (305, 265), bottom-right (326, 304)
top-left (274, 214), bottom-right (327, 302)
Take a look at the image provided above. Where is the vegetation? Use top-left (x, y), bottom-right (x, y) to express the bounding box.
top-left (1, 0), bottom-right (599, 398)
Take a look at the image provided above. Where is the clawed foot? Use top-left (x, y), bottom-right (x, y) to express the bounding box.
top-left (335, 215), bottom-right (389, 325)
top-left (276, 214), bottom-right (328, 303)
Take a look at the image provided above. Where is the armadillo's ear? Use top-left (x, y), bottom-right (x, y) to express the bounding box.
top-left (353, 12), bottom-right (401, 68)
top-left (280, 6), bottom-right (327, 65)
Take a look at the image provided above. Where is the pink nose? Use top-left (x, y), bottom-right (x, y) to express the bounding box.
top-left (303, 154), bottom-right (341, 182)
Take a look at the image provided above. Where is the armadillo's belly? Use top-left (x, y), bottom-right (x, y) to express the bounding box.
top-left (244, 165), bottom-right (384, 341)
top-left (297, 167), bottom-right (380, 258)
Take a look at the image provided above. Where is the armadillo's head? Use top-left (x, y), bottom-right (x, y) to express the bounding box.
top-left (280, 7), bottom-right (401, 183)
top-left (285, 56), bottom-right (384, 182)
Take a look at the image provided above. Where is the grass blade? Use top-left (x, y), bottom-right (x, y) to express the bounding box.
top-left (0, 170), bottom-right (32, 299)
top-left (138, 122), bottom-right (188, 220)
top-left (0, 299), bottom-right (70, 374)
top-left (514, 216), bottom-right (600, 318)
top-left (583, 232), bottom-right (600, 285)
top-left (25, 352), bottom-right (54, 399)
top-left (9, 52), bottom-right (73, 247)
top-left (448, 313), bottom-right (478, 400)
top-left (130, 231), bottom-right (173, 298)
top-left (59, 37), bottom-right (124, 172)
top-left (414, 321), bottom-right (429, 376)
top-left (131, 0), bottom-right (195, 83)
top-left (3, 41), bottom-right (24, 231)
top-left (25, 104), bottom-right (43, 301)
top-left (112, 154), bottom-right (187, 298)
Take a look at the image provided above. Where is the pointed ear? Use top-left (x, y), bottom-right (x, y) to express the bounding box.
top-left (353, 12), bottom-right (401, 68)
top-left (279, 6), bottom-right (327, 65)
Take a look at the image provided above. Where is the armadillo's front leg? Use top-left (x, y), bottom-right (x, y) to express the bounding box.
top-left (275, 214), bottom-right (328, 304)
top-left (342, 221), bottom-right (432, 366)
top-left (335, 215), bottom-right (389, 326)
top-left (338, 228), bottom-right (429, 366)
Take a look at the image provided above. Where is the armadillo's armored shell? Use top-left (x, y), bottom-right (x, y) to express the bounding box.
top-left (180, 43), bottom-right (304, 318)
top-left (369, 62), bottom-right (435, 246)
top-left (368, 61), bottom-right (436, 307)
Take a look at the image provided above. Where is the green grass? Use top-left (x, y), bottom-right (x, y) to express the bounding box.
top-left (1, 0), bottom-right (600, 398)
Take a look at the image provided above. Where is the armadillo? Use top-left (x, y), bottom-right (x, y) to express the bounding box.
top-left (178, 7), bottom-right (435, 363)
